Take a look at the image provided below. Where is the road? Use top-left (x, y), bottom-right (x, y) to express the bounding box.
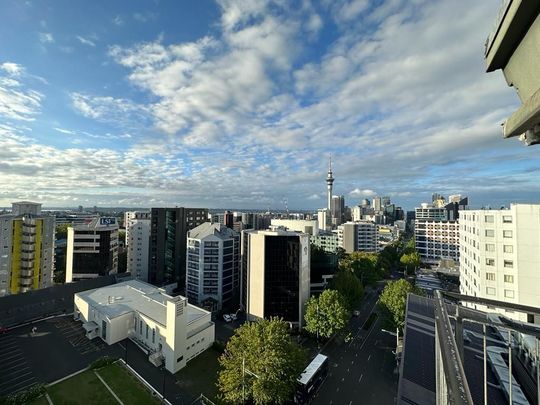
top-left (312, 286), bottom-right (398, 405)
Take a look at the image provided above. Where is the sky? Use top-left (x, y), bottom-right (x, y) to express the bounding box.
top-left (0, 0), bottom-right (538, 211)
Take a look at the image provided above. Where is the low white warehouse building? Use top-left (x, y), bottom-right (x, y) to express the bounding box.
top-left (74, 279), bottom-right (215, 373)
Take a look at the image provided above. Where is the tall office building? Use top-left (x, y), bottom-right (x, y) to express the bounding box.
top-left (126, 211), bottom-right (151, 281)
top-left (331, 195), bottom-right (345, 227)
top-left (459, 204), bottom-right (540, 323)
top-left (149, 207), bottom-right (208, 288)
top-left (337, 221), bottom-right (378, 254)
top-left (66, 217), bottom-right (118, 282)
top-left (241, 229), bottom-right (310, 328)
top-left (186, 223), bottom-right (240, 311)
top-left (373, 197), bottom-right (382, 212)
top-left (0, 202), bottom-right (55, 296)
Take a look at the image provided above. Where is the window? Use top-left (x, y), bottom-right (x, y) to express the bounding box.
top-left (504, 260), bottom-right (513, 268)
top-left (502, 216), bottom-right (512, 223)
top-left (486, 287), bottom-right (496, 296)
top-left (484, 215), bottom-right (494, 223)
top-left (485, 243), bottom-right (495, 252)
top-left (152, 328), bottom-right (156, 344)
top-left (146, 324), bottom-right (149, 339)
top-left (139, 320), bottom-right (143, 334)
top-left (504, 275), bottom-right (514, 283)
top-left (486, 273), bottom-right (495, 281)
top-left (504, 289), bottom-right (514, 298)
top-left (486, 258), bottom-right (495, 266)
top-left (503, 245), bottom-right (513, 253)
top-left (484, 229), bottom-right (494, 237)
top-left (503, 230), bottom-right (513, 238)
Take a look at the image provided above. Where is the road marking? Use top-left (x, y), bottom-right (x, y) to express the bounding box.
top-left (0, 371), bottom-right (34, 389)
top-left (95, 371), bottom-right (124, 404)
top-left (349, 298), bottom-right (379, 347)
top-left (359, 374), bottom-right (363, 383)
top-left (355, 353), bottom-right (358, 357)
top-left (351, 360), bottom-right (354, 365)
top-left (0, 352), bottom-right (24, 362)
top-left (341, 377), bottom-right (344, 382)
top-left (347, 368), bottom-right (349, 372)
top-left (336, 387), bottom-right (340, 392)
top-left (349, 401), bottom-right (353, 405)
top-left (368, 354), bottom-right (371, 362)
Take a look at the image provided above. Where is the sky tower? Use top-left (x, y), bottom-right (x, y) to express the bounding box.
top-left (326, 156), bottom-right (334, 211)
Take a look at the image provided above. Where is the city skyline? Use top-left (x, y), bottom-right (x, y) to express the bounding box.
top-left (1, 0), bottom-right (539, 210)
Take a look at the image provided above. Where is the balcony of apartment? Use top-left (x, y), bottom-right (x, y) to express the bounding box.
top-left (20, 261), bottom-right (34, 270)
top-left (21, 235), bottom-right (36, 244)
top-left (19, 277), bottom-right (33, 287)
top-left (20, 252), bottom-right (34, 260)
top-left (19, 269), bottom-right (33, 278)
top-left (485, 0), bottom-right (540, 144)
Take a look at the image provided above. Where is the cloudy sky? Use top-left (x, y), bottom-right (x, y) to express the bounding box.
top-left (0, 0), bottom-right (537, 210)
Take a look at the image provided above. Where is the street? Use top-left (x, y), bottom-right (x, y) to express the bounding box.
top-left (312, 286), bottom-right (398, 405)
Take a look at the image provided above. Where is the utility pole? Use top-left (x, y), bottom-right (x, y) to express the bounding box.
top-left (508, 330), bottom-right (512, 405)
top-left (483, 324), bottom-right (487, 405)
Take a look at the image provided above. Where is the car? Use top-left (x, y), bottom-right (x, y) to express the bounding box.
top-left (0, 326), bottom-right (9, 334)
top-left (223, 314), bottom-right (232, 322)
top-left (230, 313), bottom-right (237, 321)
top-left (353, 310), bottom-right (360, 317)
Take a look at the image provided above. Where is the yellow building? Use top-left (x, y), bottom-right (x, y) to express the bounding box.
top-left (0, 202), bottom-right (55, 296)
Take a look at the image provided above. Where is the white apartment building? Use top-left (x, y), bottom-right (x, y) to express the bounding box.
top-left (0, 202), bottom-right (55, 296)
top-left (126, 212), bottom-right (151, 282)
top-left (66, 217), bottom-right (118, 282)
top-left (74, 279), bottom-right (214, 373)
top-left (186, 223), bottom-right (239, 312)
top-left (241, 229), bottom-right (310, 328)
top-left (270, 219), bottom-right (319, 236)
top-left (310, 231), bottom-right (339, 253)
top-left (415, 219), bottom-right (460, 264)
top-left (459, 204), bottom-right (540, 324)
top-left (337, 221), bottom-right (378, 254)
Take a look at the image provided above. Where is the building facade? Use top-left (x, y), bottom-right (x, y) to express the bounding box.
top-left (310, 231), bottom-right (340, 253)
top-left (0, 202), bottom-right (55, 296)
top-left (337, 221), bottom-right (378, 254)
top-left (241, 229), bottom-right (310, 328)
top-left (74, 279), bottom-right (215, 373)
top-left (149, 207), bottom-right (208, 288)
top-left (270, 219), bottom-right (319, 236)
top-left (186, 223), bottom-right (240, 311)
top-left (459, 204), bottom-right (540, 323)
top-left (126, 212), bottom-right (151, 282)
top-left (66, 217), bottom-right (119, 282)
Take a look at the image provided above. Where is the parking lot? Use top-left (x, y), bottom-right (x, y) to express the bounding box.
top-left (0, 315), bottom-right (122, 397)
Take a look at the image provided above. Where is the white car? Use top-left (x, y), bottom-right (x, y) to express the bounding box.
top-left (230, 313), bottom-right (237, 321)
top-left (223, 314), bottom-right (232, 322)
top-left (353, 310), bottom-right (361, 317)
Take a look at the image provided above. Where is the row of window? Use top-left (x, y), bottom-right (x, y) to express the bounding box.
top-left (486, 287), bottom-right (514, 298)
top-left (485, 273), bottom-right (514, 283)
top-left (485, 258), bottom-right (513, 268)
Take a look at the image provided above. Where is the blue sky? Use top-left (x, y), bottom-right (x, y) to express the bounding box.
top-left (0, 0), bottom-right (538, 210)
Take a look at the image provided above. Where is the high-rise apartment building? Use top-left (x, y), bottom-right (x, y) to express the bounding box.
top-left (66, 217), bottom-right (118, 282)
top-left (0, 202), bottom-right (55, 296)
top-left (241, 229), bottom-right (310, 328)
top-left (414, 197), bottom-right (468, 264)
top-left (459, 204), bottom-right (540, 323)
top-left (149, 207), bottom-right (208, 288)
top-left (186, 223), bottom-right (240, 311)
top-left (337, 221), bottom-right (378, 254)
top-left (126, 211), bottom-right (151, 281)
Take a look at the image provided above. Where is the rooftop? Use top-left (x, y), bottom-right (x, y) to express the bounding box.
top-left (188, 222), bottom-right (238, 240)
top-left (75, 279), bottom-right (207, 327)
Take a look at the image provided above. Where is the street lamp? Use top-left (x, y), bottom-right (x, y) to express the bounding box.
top-left (242, 357), bottom-right (260, 404)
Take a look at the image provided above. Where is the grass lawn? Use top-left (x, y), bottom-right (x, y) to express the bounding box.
top-left (98, 362), bottom-right (161, 405)
top-left (175, 347), bottom-right (222, 401)
top-left (47, 370), bottom-right (117, 405)
top-left (26, 395), bottom-right (50, 405)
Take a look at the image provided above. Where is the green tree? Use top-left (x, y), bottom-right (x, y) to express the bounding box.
top-left (378, 279), bottom-right (424, 330)
top-left (340, 251), bottom-right (380, 285)
top-left (400, 251), bottom-right (421, 275)
top-left (218, 318), bottom-right (307, 405)
top-left (304, 289), bottom-right (350, 339)
top-left (55, 224), bottom-right (70, 240)
top-left (330, 270), bottom-right (364, 310)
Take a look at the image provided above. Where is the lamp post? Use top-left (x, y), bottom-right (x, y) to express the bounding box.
top-left (242, 357), bottom-right (260, 404)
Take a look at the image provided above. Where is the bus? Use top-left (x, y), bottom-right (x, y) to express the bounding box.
top-left (294, 354), bottom-right (329, 404)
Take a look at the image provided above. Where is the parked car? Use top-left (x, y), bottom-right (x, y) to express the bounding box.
top-left (0, 326), bottom-right (9, 334)
top-left (223, 314), bottom-right (232, 322)
top-left (353, 310), bottom-right (361, 317)
top-left (230, 313), bottom-right (237, 321)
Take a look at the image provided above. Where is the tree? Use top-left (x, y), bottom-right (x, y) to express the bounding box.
top-left (330, 270), bottom-right (364, 310)
top-left (340, 251), bottom-right (381, 285)
top-left (400, 251), bottom-right (421, 275)
top-left (218, 318), bottom-right (307, 405)
top-left (55, 224), bottom-right (70, 240)
top-left (304, 289), bottom-right (350, 339)
top-left (378, 279), bottom-right (424, 330)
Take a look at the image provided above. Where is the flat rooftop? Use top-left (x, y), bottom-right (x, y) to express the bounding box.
top-left (75, 279), bottom-right (207, 327)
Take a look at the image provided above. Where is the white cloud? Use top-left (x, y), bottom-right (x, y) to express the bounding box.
top-left (0, 63), bottom-right (24, 76)
top-left (39, 32), bottom-right (54, 44)
top-left (113, 16), bottom-right (124, 26)
top-left (0, 64), bottom-right (43, 121)
top-left (76, 35), bottom-right (96, 47)
top-left (54, 127), bottom-right (76, 135)
top-left (349, 188), bottom-right (377, 198)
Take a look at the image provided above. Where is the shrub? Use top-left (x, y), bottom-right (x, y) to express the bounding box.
top-left (89, 355), bottom-right (117, 369)
top-left (2, 383), bottom-right (46, 404)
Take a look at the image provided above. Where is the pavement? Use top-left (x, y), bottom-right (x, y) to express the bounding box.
top-left (312, 286), bottom-right (399, 405)
top-left (0, 315), bottom-right (122, 397)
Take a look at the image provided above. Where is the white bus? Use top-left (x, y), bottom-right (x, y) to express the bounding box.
top-left (295, 354), bottom-right (329, 404)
